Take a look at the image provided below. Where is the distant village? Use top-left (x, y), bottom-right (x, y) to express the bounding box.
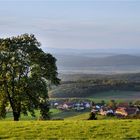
top-left (50, 99), bottom-right (140, 118)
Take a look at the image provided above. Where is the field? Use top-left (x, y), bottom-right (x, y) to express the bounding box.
top-left (1, 110), bottom-right (140, 139)
top-left (2, 109), bottom-right (140, 140)
top-left (4, 109), bottom-right (118, 121)
top-left (0, 120), bottom-right (140, 139)
top-left (88, 90), bottom-right (140, 100)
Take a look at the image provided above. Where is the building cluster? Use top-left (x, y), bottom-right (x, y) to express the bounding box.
top-left (92, 102), bottom-right (140, 117)
top-left (51, 101), bottom-right (91, 111)
top-left (51, 100), bottom-right (140, 117)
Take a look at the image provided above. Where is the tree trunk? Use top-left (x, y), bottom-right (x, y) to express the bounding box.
top-left (13, 111), bottom-right (20, 121)
top-left (3, 81), bottom-right (20, 121)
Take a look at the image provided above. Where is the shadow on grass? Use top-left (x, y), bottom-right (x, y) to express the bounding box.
top-left (51, 110), bottom-right (89, 119)
top-left (0, 136), bottom-right (10, 139)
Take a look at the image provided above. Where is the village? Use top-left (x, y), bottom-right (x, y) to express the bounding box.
top-left (50, 99), bottom-right (140, 118)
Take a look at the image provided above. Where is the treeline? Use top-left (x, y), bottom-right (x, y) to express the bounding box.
top-left (50, 79), bottom-right (140, 98)
top-left (59, 73), bottom-right (140, 82)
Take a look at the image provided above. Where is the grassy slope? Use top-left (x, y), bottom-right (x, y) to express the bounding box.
top-left (65, 112), bottom-right (117, 120)
top-left (52, 110), bottom-right (89, 120)
top-left (65, 112), bottom-right (90, 120)
top-left (5, 109), bottom-right (92, 121)
top-left (88, 90), bottom-right (140, 100)
top-left (4, 109), bottom-right (118, 121)
top-left (4, 109), bottom-right (61, 121)
top-left (0, 120), bottom-right (140, 139)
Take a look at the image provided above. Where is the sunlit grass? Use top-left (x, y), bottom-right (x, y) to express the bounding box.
top-left (0, 120), bottom-right (140, 139)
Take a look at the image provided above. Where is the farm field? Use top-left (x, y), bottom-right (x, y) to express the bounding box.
top-left (88, 91), bottom-right (140, 100)
top-left (0, 120), bottom-right (140, 139)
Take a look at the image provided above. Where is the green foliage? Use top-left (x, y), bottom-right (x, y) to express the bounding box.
top-left (134, 100), bottom-right (140, 106)
top-left (52, 73), bottom-right (140, 98)
top-left (88, 112), bottom-right (97, 120)
top-left (107, 100), bottom-right (117, 109)
top-left (0, 34), bottom-right (59, 121)
top-left (50, 81), bottom-right (140, 98)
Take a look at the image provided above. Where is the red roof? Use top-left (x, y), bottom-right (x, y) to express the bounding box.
top-left (116, 107), bottom-right (136, 115)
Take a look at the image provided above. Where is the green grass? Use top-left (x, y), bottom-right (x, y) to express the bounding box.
top-left (5, 109), bottom-right (91, 121)
top-left (50, 90), bottom-right (140, 103)
top-left (3, 109), bottom-right (118, 121)
top-left (50, 90), bottom-right (140, 101)
top-left (52, 110), bottom-right (90, 120)
top-left (4, 109), bottom-right (62, 121)
top-left (65, 112), bottom-right (89, 120)
top-left (0, 120), bottom-right (140, 139)
top-left (88, 90), bottom-right (140, 100)
top-left (66, 112), bottom-right (118, 120)
top-left (5, 109), bottom-right (90, 121)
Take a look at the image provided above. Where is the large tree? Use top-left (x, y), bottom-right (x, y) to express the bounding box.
top-left (0, 34), bottom-right (60, 121)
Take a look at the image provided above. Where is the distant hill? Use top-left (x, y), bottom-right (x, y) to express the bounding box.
top-left (56, 54), bottom-right (140, 67)
top-left (49, 52), bottom-right (140, 98)
top-left (53, 54), bottom-right (140, 74)
top-left (59, 73), bottom-right (140, 81)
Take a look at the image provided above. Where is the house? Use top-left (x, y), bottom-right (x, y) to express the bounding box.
top-left (91, 108), bottom-right (98, 113)
top-left (84, 102), bottom-right (91, 108)
top-left (57, 104), bottom-right (64, 110)
top-left (106, 109), bottom-right (114, 116)
top-left (136, 107), bottom-right (140, 114)
top-left (63, 103), bottom-right (69, 110)
top-left (117, 102), bottom-right (129, 108)
top-left (115, 107), bottom-right (137, 116)
top-left (92, 103), bottom-right (103, 111)
top-left (54, 102), bottom-right (59, 107)
top-left (95, 105), bottom-right (101, 110)
top-left (74, 103), bottom-right (85, 111)
top-left (99, 108), bottom-right (108, 116)
top-left (99, 107), bottom-right (114, 116)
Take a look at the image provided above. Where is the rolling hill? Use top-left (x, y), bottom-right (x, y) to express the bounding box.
top-left (54, 54), bottom-right (140, 74)
top-left (49, 73), bottom-right (140, 99)
top-left (56, 54), bottom-right (140, 67)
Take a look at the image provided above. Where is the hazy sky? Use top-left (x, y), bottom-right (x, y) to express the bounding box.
top-left (0, 0), bottom-right (140, 51)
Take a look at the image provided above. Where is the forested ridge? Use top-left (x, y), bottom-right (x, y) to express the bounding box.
top-left (50, 73), bottom-right (140, 98)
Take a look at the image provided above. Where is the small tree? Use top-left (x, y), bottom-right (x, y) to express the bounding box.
top-left (0, 34), bottom-right (60, 121)
top-left (101, 100), bottom-right (105, 106)
top-left (88, 112), bottom-right (97, 120)
top-left (108, 100), bottom-right (116, 110)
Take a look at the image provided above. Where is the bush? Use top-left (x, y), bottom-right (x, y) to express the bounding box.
top-left (88, 112), bottom-right (97, 120)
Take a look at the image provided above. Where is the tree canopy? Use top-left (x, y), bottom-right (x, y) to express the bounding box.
top-left (0, 34), bottom-right (60, 121)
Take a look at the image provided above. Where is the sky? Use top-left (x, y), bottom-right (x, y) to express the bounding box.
top-left (0, 0), bottom-right (140, 51)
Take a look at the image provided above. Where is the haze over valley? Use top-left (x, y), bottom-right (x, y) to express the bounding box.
top-left (48, 48), bottom-right (140, 74)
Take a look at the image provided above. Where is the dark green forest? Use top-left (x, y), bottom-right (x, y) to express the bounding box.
top-left (50, 73), bottom-right (140, 98)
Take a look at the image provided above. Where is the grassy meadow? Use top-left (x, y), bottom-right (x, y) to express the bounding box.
top-left (1, 97), bottom-right (140, 139)
top-left (0, 120), bottom-right (140, 139)
top-left (4, 109), bottom-right (117, 121)
top-left (1, 109), bottom-right (140, 139)
top-left (88, 90), bottom-right (140, 100)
